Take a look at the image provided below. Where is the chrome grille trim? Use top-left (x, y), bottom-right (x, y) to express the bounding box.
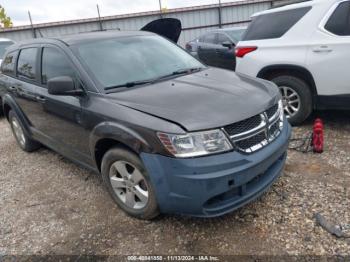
top-left (224, 103), bottom-right (283, 154)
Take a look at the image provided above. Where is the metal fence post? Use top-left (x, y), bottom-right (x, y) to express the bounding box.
top-left (28, 11), bottom-right (37, 38)
top-left (218, 0), bottom-right (222, 28)
top-left (97, 4), bottom-right (103, 31)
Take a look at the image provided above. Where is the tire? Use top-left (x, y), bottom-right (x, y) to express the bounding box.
top-left (0, 100), bottom-right (3, 116)
top-left (271, 75), bottom-right (312, 126)
top-left (101, 147), bottom-right (159, 220)
top-left (9, 110), bottom-right (41, 152)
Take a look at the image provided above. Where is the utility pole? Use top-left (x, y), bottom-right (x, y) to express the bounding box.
top-left (96, 4), bottom-right (103, 31)
top-left (28, 11), bottom-right (37, 38)
top-left (218, 0), bottom-right (222, 28)
top-left (159, 0), bottom-right (163, 18)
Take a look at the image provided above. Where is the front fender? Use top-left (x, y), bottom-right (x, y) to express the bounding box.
top-left (89, 121), bottom-right (156, 163)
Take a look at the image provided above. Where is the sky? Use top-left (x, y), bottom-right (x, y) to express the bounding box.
top-left (1, 0), bottom-right (241, 26)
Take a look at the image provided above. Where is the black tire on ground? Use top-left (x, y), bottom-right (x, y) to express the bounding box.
top-left (271, 75), bottom-right (313, 126)
top-left (0, 100), bottom-right (3, 116)
top-left (101, 147), bottom-right (159, 220)
top-left (8, 110), bottom-right (41, 152)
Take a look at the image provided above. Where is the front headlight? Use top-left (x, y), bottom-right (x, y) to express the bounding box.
top-left (157, 129), bottom-right (233, 158)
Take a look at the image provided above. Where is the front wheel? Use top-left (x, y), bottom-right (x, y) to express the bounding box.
top-left (271, 75), bottom-right (313, 126)
top-left (101, 147), bottom-right (159, 220)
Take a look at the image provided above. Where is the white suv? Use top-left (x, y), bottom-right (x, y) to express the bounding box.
top-left (236, 0), bottom-right (350, 125)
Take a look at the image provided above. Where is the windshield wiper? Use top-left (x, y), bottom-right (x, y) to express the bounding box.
top-left (104, 80), bottom-right (153, 91)
top-left (171, 67), bottom-right (204, 76)
top-left (104, 67), bottom-right (204, 91)
top-left (153, 67), bottom-right (205, 82)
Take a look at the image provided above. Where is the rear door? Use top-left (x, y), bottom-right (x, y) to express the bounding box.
top-left (307, 1), bottom-right (350, 97)
top-left (11, 47), bottom-right (39, 119)
top-left (197, 32), bottom-right (219, 66)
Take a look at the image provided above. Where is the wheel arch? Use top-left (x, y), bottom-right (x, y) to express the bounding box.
top-left (90, 122), bottom-right (155, 172)
top-left (257, 65), bottom-right (318, 107)
top-left (2, 94), bottom-right (32, 135)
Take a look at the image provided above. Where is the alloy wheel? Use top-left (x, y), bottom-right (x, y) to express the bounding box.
top-left (109, 160), bottom-right (149, 210)
top-left (11, 117), bottom-right (26, 147)
top-left (279, 86), bottom-right (301, 118)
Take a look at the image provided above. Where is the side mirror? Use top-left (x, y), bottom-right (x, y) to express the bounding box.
top-left (222, 41), bottom-right (234, 49)
top-left (48, 76), bottom-right (84, 96)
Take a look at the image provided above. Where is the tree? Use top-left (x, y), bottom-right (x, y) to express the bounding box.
top-left (0, 5), bottom-right (12, 28)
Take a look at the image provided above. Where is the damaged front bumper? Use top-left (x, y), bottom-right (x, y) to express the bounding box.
top-left (141, 119), bottom-right (291, 217)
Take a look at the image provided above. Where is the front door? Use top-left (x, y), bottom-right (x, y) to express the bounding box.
top-left (23, 45), bottom-right (91, 164)
top-left (216, 33), bottom-right (236, 70)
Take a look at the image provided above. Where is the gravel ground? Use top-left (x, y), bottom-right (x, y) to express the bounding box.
top-left (0, 111), bottom-right (349, 257)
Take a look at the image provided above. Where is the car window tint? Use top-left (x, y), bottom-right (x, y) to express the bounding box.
top-left (325, 1), bottom-right (350, 36)
top-left (203, 33), bottom-right (217, 44)
top-left (243, 7), bottom-right (311, 40)
top-left (1, 51), bottom-right (16, 75)
top-left (42, 47), bottom-right (75, 85)
top-left (217, 33), bottom-right (230, 44)
top-left (17, 48), bottom-right (37, 80)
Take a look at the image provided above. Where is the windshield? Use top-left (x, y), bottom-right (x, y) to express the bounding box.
top-left (75, 35), bottom-right (205, 89)
top-left (225, 29), bottom-right (246, 42)
top-left (0, 41), bottom-right (14, 58)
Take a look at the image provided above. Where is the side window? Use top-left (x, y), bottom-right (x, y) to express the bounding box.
top-left (324, 1), bottom-right (350, 36)
top-left (203, 33), bottom-right (217, 44)
top-left (17, 48), bottom-right (38, 80)
top-left (1, 51), bottom-right (17, 75)
top-left (41, 47), bottom-right (75, 85)
top-left (243, 7), bottom-right (311, 41)
top-left (217, 33), bottom-right (230, 44)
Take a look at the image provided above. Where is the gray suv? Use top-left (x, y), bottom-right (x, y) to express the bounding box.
top-left (0, 30), bottom-right (291, 219)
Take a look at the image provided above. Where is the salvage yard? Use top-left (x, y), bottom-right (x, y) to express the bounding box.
top-left (0, 112), bottom-right (349, 256)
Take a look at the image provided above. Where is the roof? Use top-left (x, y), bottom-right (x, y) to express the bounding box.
top-left (252, 0), bottom-right (337, 16)
top-left (7, 30), bottom-right (154, 48)
top-left (57, 30), bottom-right (153, 45)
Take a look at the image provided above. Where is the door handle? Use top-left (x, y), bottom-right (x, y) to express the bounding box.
top-left (313, 46), bottom-right (332, 53)
top-left (36, 96), bottom-right (46, 103)
top-left (8, 86), bottom-right (17, 92)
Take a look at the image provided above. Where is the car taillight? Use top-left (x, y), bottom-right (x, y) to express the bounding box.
top-left (235, 46), bottom-right (257, 58)
top-left (185, 43), bottom-right (192, 51)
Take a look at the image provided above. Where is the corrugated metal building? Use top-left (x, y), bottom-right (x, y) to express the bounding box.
top-left (0, 0), bottom-right (302, 47)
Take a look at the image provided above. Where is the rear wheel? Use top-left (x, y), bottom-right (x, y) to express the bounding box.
top-left (271, 75), bottom-right (312, 126)
top-left (101, 147), bottom-right (159, 220)
top-left (9, 110), bottom-right (41, 152)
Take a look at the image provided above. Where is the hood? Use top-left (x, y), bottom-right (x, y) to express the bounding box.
top-left (108, 68), bottom-right (280, 131)
top-left (141, 18), bottom-right (182, 43)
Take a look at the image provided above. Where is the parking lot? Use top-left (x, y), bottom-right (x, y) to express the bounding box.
top-left (0, 111), bottom-right (349, 256)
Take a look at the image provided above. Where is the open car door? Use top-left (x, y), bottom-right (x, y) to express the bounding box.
top-left (141, 18), bottom-right (182, 43)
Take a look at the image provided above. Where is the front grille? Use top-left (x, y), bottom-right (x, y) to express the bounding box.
top-left (266, 104), bottom-right (279, 119)
top-left (224, 114), bottom-right (262, 136)
top-left (235, 132), bottom-right (266, 150)
top-left (224, 103), bottom-right (283, 153)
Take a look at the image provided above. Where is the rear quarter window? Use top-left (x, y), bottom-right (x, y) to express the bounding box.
top-left (1, 51), bottom-right (17, 75)
top-left (17, 48), bottom-right (38, 80)
top-left (243, 7), bottom-right (312, 41)
top-left (324, 1), bottom-right (350, 36)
